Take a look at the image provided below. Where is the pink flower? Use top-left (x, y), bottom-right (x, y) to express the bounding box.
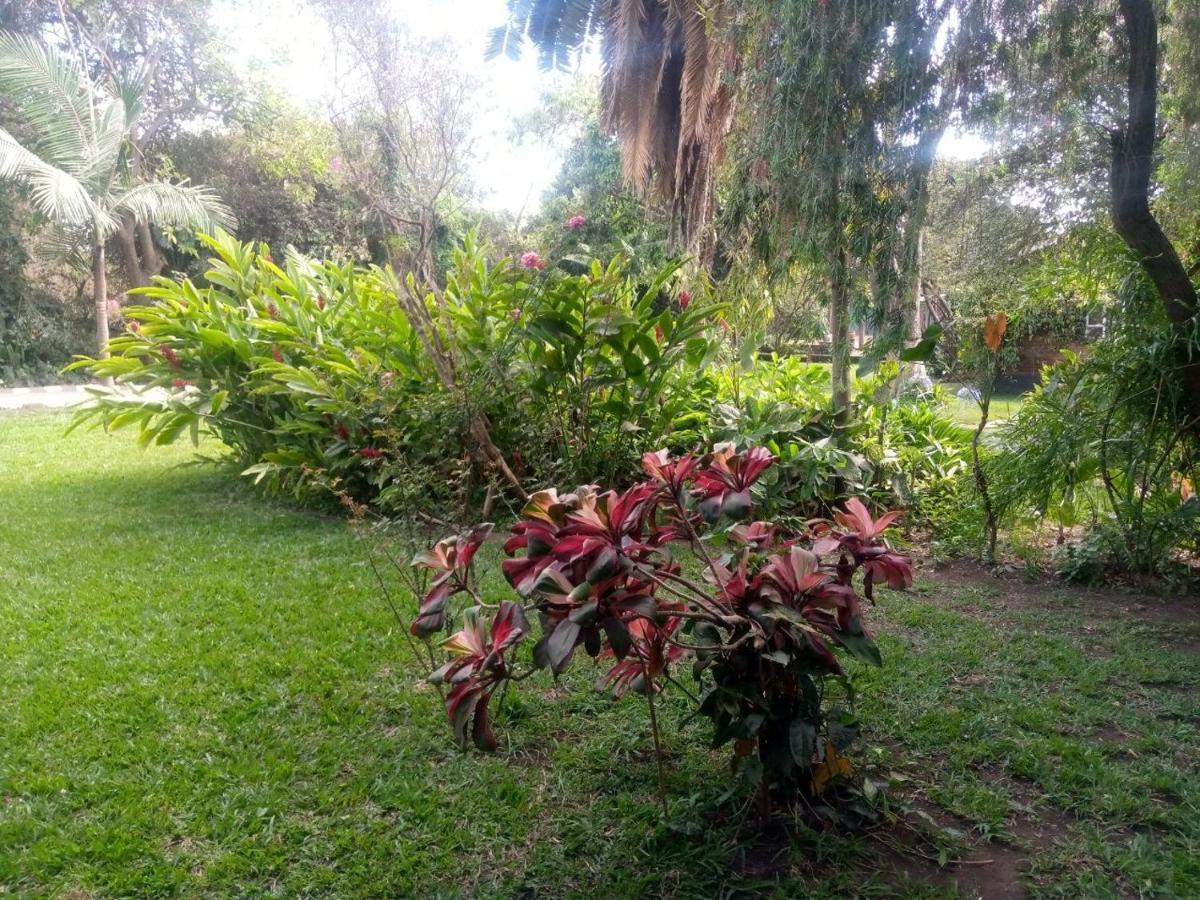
top-left (519, 251), bottom-right (545, 270)
top-left (510, 308), bottom-right (522, 322)
top-left (567, 214), bottom-right (586, 230)
top-left (679, 290), bottom-right (691, 310)
top-left (358, 447), bottom-right (384, 460)
top-left (380, 371), bottom-right (394, 388)
top-left (127, 321), bottom-right (141, 333)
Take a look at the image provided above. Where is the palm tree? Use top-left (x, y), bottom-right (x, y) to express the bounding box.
top-left (490, 0), bottom-right (734, 262)
top-left (0, 31), bottom-right (234, 357)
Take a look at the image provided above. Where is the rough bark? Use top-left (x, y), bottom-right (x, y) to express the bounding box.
top-left (1112, 0), bottom-right (1200, 417)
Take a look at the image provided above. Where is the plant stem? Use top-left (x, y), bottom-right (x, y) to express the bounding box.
top-left (641, 658), bottom-right (669, 817)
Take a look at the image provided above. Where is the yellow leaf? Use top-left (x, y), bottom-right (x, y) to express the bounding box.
top-left (812, 744), bottom-right (853, 795)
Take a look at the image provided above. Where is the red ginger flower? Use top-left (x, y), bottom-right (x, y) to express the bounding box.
top-left (160, 346), bottom-right (181, 368)
top-left (358, 447), bottom-right (383, 460)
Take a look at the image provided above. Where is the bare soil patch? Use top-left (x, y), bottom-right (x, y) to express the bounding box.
top-left (917, 559), bottom-right (1200, 650)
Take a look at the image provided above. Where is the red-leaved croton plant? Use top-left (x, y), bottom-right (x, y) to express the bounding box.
top-left (410, 443), bottom-right (911, 799)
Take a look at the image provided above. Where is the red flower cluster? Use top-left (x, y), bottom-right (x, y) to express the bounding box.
top-left (358, 446), bottom-right (383, 460)
top-left (160, 346), bottom-right (181, 368)
top-left (519, 251), bottom-right (545, 270)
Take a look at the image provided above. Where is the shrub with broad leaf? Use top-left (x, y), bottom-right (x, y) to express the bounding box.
top-left (69, 231), bottom-right (717, 515)
top-left (409, 444), bottom-right (911, 802)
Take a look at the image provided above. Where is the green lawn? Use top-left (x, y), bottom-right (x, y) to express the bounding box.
top-left (1, 412), bottom-right (1197, 897)
top-left (939, 387), bottom-right (1026, 426)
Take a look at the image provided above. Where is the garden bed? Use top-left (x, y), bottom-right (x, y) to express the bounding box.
top-left (1, 412), bottom-right (1196, 897)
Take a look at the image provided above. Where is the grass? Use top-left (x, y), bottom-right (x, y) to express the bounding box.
top-left (2, 411), bottom-right (1197, 897)
top-left (939, 386), bottom-right (1026, 426)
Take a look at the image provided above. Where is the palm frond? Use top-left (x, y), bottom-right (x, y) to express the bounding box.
top-left (111, 180), bottom-right (237, 236)
top-left (31, 223), bottom-right (94, 271)
top-left (0, 30), bottom-right (98, 177)
top-left (0, 126), bottom-right (103, 228)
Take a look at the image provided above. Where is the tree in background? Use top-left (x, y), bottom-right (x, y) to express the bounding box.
top-left (489, 0), bottom-right (735, 263)
top-left (1108, 0), bottom-right (1200, 422)
top-left (166, 87), bottom-right (360, 259)
top-left (315, 0), bottom-right (476, 284)
top-left (0, 32), bottom-right (232, 355)
top-left (13, 0), bottom-right (246, 289)
top-left (497, 1), bottom-right (985, 445)
top-left (516, 79), bottom-right (669, 276)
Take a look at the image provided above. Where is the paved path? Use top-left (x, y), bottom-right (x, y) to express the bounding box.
top-left (0, 384), bottom-right (94, 411)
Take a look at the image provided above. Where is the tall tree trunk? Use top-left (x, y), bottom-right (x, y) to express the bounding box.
top-left (115, 218), bottom-right (149, 290)
top-left (91, 241), bottom-right (115, 386)
top-left (1112, 0), bottom-right (1200, 420)
top-left (829, 243), bottom-right (852, 443)
top-left (92, 241), bottom-right (111, 359)
top-left (135, 221), bottom-right (163, 281)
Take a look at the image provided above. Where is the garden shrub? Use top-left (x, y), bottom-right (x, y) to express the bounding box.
top-left (71, 232), bottom-right (716, 515)
top-left (700, 355), bottom-right (971, 526)
top-left (989, 298), bottom-right (1200, 578)
top-left (404, 445), bottom-right (910, 805)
